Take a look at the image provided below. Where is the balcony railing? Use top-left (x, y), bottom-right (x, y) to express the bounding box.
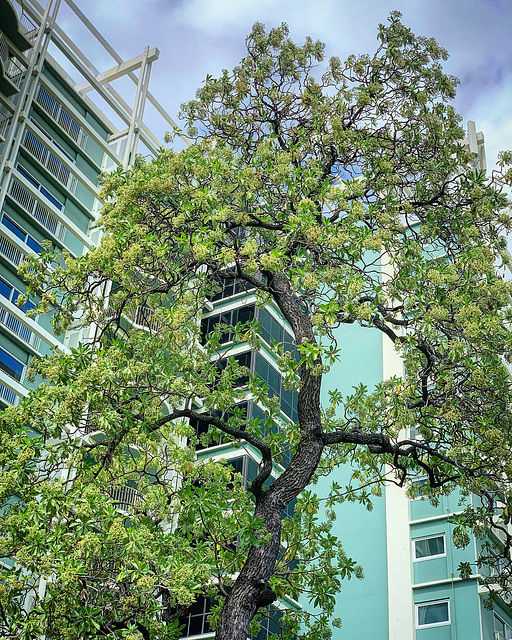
top-left (21, 129), bottom-right (77, 194)
top-left (107, 485), bottom-right (142, 510)
top-left (0, 106), bottom-right (11, 140)
top-left (8, 177), bottom-right (65, 242)
top-left (0, 232), bottom-right (24, 267)
top-left (0, 382), bottom-right (17, 405)
top-left (108, 304), bottom-right (161, 332)
top-left (0, 304), bottom-right (40, 350)
top-left (11, 0), bottom-right (39, 41)
top-left (35, 85), bottom-right (88, 150)
top-left (0, 33), bottom-right (25, 91)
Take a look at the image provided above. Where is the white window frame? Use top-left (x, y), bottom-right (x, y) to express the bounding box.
top-left (413, 533), bottom-right (446, 562)
top-left (410, 477), bottom-right (429, 501)
top-left (415, 599), bottom-right (450, 629)
top-left (494, 613), bottom-right (512, 639)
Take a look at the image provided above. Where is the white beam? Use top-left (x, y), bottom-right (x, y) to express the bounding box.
top-left (74, 48), bottom-right (160, 95)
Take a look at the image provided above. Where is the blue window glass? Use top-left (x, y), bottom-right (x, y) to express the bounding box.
top-left (39, 186), bottom-right (63, 210)
top-left (0, 347), bottom-right (24, 381)
top-left (53, 141), bottom-right (74, 162)
top-left (2, 215), bottom-right (25, 241)
top-left (25, 236), bottom-right (42, 254)
top-left (0, 278), bottom-right (12, 300)
top-left (16, 165), bottom-right (39, 188)
top-left (12, 290), bottom-right (35, 313)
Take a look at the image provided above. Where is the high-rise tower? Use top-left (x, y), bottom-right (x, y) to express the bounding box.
top-left (0, 0), bottom-right (176, 409)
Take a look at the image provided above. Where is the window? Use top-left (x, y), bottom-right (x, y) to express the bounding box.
top-left (201, 304), bottom-right (256, 345)
top-left (251, 605), bottom-right (285, 640)
top-left (178, 596), bottom-right (214, 636)
top-left (1, 215), bottom-right (42, 253)
top-left (494, 614), bottom-right (512, 639)
top-left (210, 275), bottom-right (253, 301)
top-left (0, 347), bottom-right (24, 382)
top-left (215, 351), bottom-right (252, 388)
top-left (410, 477), bottom-right (430, 501)
top-left (189, 402), bottom-right (249, 451)
top-left (416, 599), bottom-right (450, 629)
top-left (413, 534), bottom-right (445, 561)
top-left (255, 352), bottom-right (298, 422)
top-left (0, 276), bottom-right (35, 313)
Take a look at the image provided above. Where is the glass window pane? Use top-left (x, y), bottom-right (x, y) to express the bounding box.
top-left (415, 536), bottom-right (444, 559)
top-left (418, 601), bottom-right (449, 626)
top-left (12, 290), bottom-right (35, 313)
top-left (2, 215), bottom-right (26, 241)
top-left (0, 347), bottom-right (24, 381)
top-left (40, 186), bottom-right (63, 210)
top-left (26, 236), bottom-right (42, 253)
top-left (16, 164), bottom-right (39, 188)
top-left (0, 278), bottom-right (13, 300)
top-left (236, 304), bottom-right (254, 325)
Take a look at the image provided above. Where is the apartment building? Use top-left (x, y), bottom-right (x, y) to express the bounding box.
top-left (0, 0), bottom-right (176, 409)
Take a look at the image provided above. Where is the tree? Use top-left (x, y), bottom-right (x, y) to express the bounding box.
top-left (2, 11), bottom-right (512, 640)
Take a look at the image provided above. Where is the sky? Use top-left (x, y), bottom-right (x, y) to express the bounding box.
top-left (52, 0), bottom-right (512, 172)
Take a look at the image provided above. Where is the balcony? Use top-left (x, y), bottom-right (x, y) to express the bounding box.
top-left (0, 104), bottom-right (12, 141)
top-left (21, 128), bottom-right (78, 194)
top-left (8, 175), bottom-right (66, 242)
top-left (106, 485), bottom-right (142, 510)
top-left (0, 230), bottom-right (25, 267)
top-left (0, 381), bottom-right (17, 405)
top-left (0, 300), bottom-right (40, 350)
top-left (0, 0), bottom-right (38, 51)
top-left (108, 304), bottom-right (161, 332)
top-left (0, 32), bottom-right (25, 96)
top-left (35, 84), bottom-right (88, 150)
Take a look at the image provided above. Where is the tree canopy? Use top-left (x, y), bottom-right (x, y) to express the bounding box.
top-left (2, 12), bottom-right (512, 640)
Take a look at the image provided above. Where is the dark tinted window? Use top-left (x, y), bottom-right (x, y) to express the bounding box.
top-left (0, 347), bottom-right (24, 381)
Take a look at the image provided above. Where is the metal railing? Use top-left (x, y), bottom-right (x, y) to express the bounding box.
top-left (0, 106), bottom-right (11, 140)
top-left (107, 485), bottom-right (142, 509)
top-left (35, 85), bottom-right (88, 150)
top-left (9, 178), bottom-right (65, 241)
top-left (0, 233), bottom-right (24, 267)
top-left (22, 129), bottom-right (77, 194)
top-left (0, 304), bottom-right (40, 350)
top-left (108, 304), bottom-right (161, 332)
top-left (10, 0), bottom-right (39, 41)
top-left (0, 33), bottom-right (25, 90)
top-left (129, 305), bottom-right (161, 331)
top-left (82, 416), bottom-right (101, 434)
top-left (0, 382), bottom-right (17, 405)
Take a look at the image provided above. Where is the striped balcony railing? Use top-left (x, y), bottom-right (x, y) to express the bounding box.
top-left (107, 485), bottom-right (142, 510)
top-left (0, 33), bottom-right (25, 91)
top-left (130, 305), bottom-right (161, 332)
top-left (21, 129), bottom-right (77, 194)
top-left (8, 178), bottom-right (65, 242)
top-left (8, 0), bottom-right (39, 41)
top-left (0, 233), bottom-right (24, 267)
top-left (108, 304), bottom-right (161, 332)
top-left (0, 304), bottom-right (40, 350)
top-left (35, 85), bottom-right (88, 150)
top-left (0, 382), bottom-right (17, 405)
top-left (0, 106), bottom-right (11, 140)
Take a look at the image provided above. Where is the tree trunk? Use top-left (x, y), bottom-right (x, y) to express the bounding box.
top-left (215, 433), bottom-right (324, 640)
